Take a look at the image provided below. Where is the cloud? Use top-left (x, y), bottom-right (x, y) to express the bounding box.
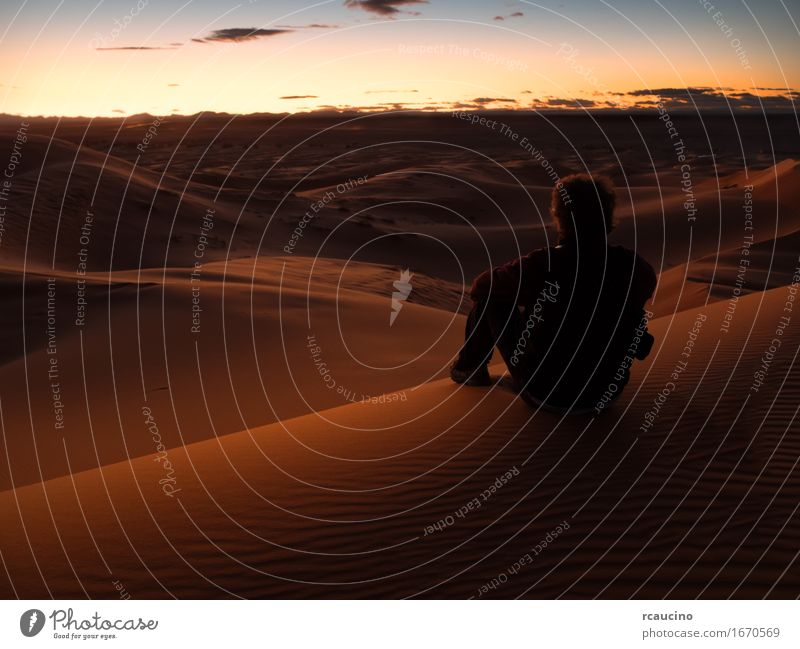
top-left (112, 109), bottom-right (126, 114)
top-left (471, 97), bottom-right (518, 104)
top-left (96, 45), bottom-right (177, 50)
top-left (313, 103), bottom-right (382, 112)
top-left (624, 87), bottom-right (799, 111)
top-left (626, 86), bottom-right (719, 97)
top-left (167, 83), bottom-right (180, 87)
top-left (539, 97), bottom-right (597, 108)
top-left (279, 95), bottom-right (318, 99)
top-left (494, 11), bottom-right (524, 20)
top-left (449, 101), bottom-right (485, 109)
top-left (197, 27), bottom-right (292, 43)
top-left (727, 91), bottom-right (799, 110)
top-left (344, 0), bottom-right (428, 16)
top-left (276, 23), bottom-right (340, 29)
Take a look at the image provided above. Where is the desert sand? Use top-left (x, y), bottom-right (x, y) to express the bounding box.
top-left (0, 111), bottom-right (798, 598)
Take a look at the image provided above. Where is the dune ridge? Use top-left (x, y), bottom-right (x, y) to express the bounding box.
top-left (1, 284), bottom-right (798, 598)
top-left (1, 113), bottom-right (799, 599)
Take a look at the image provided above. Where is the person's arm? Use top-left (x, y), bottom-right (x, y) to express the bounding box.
top-left (470, 252), bottom-right (542, 304)
top-left (632, 254), bottom-right (658, 360)
top-left (637, 255), bottom-right (658, 303)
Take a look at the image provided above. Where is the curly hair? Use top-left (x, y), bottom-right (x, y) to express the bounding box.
top-left (550, 173), bottom-right (616, 243)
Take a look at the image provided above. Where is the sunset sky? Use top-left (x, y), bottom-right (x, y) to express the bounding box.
top-left (1, 0), bottom-right (798, 117)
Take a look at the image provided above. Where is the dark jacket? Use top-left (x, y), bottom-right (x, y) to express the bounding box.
top-left (471, 242), bottom-right (657, 409)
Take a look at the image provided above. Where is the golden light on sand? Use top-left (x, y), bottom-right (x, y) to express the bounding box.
top-left (1, 0), bottom-right (800, 613)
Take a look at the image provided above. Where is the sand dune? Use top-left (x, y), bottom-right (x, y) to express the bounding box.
top-left (0, 256), bottom-right (464, 491)
top-left (1, 284), bottom-right (798, 598)
top-left (3, 121), bottom-right (797, 284)
top-left (1, 113), bottom-right (799, 600)
top-left (0, 133), bottom-right (254, 272)
top-left (648, 160), bottom-right (800, 318)
top-left (654, 227), bottom-right (800, 318)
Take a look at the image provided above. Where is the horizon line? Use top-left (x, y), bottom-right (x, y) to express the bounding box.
top-left (2, 106), bottom-right (798, 121)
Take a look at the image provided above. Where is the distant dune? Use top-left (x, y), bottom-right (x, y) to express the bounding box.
top-left (0, 113), bottom-right (798, 598)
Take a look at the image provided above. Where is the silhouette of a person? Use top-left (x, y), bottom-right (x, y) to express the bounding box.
top-left (451, 174), bottom-right (656, 413)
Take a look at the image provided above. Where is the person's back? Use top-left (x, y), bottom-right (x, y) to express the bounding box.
top-left (451, 174), bottom-right (657, 412)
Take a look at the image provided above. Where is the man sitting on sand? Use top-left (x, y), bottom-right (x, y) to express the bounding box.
top-left (450, 173), bottom-right (657, 413)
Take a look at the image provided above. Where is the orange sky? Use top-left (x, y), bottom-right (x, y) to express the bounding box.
top-left (1, 0), bottom-right (798, 116)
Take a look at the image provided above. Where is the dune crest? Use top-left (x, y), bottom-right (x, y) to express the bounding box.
top-left (1, 283), bottom-right (798, 598)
